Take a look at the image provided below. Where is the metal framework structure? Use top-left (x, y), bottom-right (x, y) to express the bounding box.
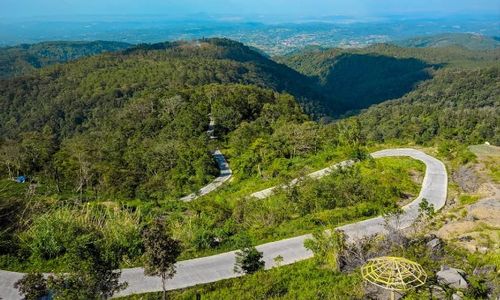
top-left (361, 256), bottom-right (427, 300)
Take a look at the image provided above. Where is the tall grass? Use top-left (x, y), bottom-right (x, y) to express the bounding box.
top-left (19, 203), bottom-right (143, 266)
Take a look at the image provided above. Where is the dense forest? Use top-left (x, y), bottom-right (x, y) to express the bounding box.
top-left (0, 38), bottom-right (499, 298)
top-left (0, 38), bottom-right (328, 199)
top-left (395, 33), bottom-right (500, 50)
top-left (278, 43), bottom-right (499, 115)
top-left (356, 67), bottom-right (499, 145)
top-left (0, 41), bottom-right (132, 78)
top-left (0, 37), bottom-right (498, 210)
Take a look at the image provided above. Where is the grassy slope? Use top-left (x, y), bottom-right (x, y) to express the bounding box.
top-left (118, 147), bottom-right (500, 300)
top-left (0, 153), bottom-right (424, 272)
top-left (119, 259), bottom-right (363, 300)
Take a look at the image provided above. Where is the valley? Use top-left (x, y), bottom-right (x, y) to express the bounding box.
top-left (0, 32), bottom-right (498, 299)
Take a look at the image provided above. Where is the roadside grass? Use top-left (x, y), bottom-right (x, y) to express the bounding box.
top-left (117, 259), bottom-right (363, 300)
top-left (176, 156), bottom-right (424, 260)
top-left (117, 228), bottom-right (498, 300)
top-left (0, 146), bottom-right (426, 273)
top-left (459, 194), bottom-right (481, 205)
top-left (468, 144), bottom-right (500, 183)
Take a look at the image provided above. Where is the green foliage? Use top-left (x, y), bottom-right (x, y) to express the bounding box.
top-left (119, 259), bottom-right (363, 300)
top-left (438, 141), bottom-right (477, 165)
top-left (0, 41), bottom-right (132, 78)
top-left (459, 194), bottom-right (480, 205)
top-left (304, 230), bottom-right (346, 271)
top-left (465, 276), bottom-right (491, 299)
top-left (14, 272), bottom-right (49, 300)
top-left (355, 67), bottom-right (499, 146)
top-left (47, 232), bottom-right (127, 299)
top-left (0, 180), bottom-right (30, 254)
top-left (0, 76), bottom-right (307, 200)
top-left (234, 246), bottom-right (265, 274)
top-left (142, 218), bottom-right (182, 297)
top-left (418, 198), bottom-right (435, 220)
top-left (395, 33), bottom-right (500, 51)
top-left (21, 209), bottom-right (89, 260)
top-left (15, 204), bottom-right (142, 271)
top-left (0, 38), bottom-right (496, 292)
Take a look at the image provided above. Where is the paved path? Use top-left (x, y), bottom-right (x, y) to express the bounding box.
top-left (251, 160), bottom-right (354, 199)
top-left (179, 150), bottom-right (232, 202)
top-left (0, 149), bottom-right (447, 299)
top-left (180, 117), bottom-right (232, 202)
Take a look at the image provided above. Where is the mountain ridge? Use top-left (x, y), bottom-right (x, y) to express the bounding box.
top-left (0, 40), bottom-right (133, 78)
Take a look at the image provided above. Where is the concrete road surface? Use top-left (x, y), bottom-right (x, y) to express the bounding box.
top-left (0, 149), bottom-right (447, 299)
top-left (179, 150), bottom-right (232, 202)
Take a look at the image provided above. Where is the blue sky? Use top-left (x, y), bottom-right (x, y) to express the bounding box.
top-left (2, 0), bottom-right (499, 20)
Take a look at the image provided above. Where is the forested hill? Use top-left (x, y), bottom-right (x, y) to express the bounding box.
top-left (354, 66), bottom-right (500, 145)
top-left (277, 44), bottom-right (500, 115)
top-left (0, 38), bottom-right (322, 139)
top-left (0, 40), bottom-right (132, 78)
top-left (395, 33), bottom-right (500, 50)
top-left (0, 38), bottom-right (316, 199)
top-left (0, 38), bottom-right (498, 201)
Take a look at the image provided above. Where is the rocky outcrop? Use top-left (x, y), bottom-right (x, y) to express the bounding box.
top-left (437, 266), bottom-right (468, 289)
top-left (473, 264), bottom-right (496, 276)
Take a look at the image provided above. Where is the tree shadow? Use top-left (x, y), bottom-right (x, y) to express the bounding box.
top-left (319, 53), bottom-right (439, 116)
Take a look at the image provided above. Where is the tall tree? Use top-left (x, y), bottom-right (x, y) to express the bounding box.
top-left (47, 233), bottom-right (127, 299)
top-left (142, 218), bottom-right (182, 300)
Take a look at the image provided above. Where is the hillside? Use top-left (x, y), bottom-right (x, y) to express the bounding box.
top-left (1, 39), bottom-right (498, 201)
top-left (0, 38), bottom-right (318, 199)
top-left (395, 33), bottom-right (500, 50)
top-left (0, 40), bottom-right (132, 78)
top-left (1, 38), bottom-right (499, 299)
top-left (277, 44), bottom-right (500, 115)
top-left (355, 66), bottom-right (500, 145)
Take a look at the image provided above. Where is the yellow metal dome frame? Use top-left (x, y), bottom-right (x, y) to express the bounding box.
top-left (361, 256), bottom-right (427, 299)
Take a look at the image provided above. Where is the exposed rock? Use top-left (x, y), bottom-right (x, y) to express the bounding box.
top-left (468, 198), bottom-right (500, 227)
top-left (364, 283), bottom-right (404, 300)
top-left (437, 221), bottom-right (476, 239)
top-left (473, 264), bottom-right (497, 276)
top-left (452, 166), bottom-right (479, 193)
top-left (426, 237), bottom-right (444, 259)
top-left (477, 246), bottom-right (489, 254)
top-left (430, 285), bottom-right (447, 299)
top-left (437, 266), bottom-right (469, 289)
top-left (452, 292), bottom-right (463, 300)
top-left (458, 235), bottom-right (473, 242)
top-left (426, 238), bottom-right (443, 252)
top-left (423, 233), bottom-right (437, 242)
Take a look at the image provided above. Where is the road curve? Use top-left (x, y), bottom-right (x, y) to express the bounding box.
top-left (0, 149), bottom-right (447, 299)
top-left (180, 116), bottom-right (232, 202)
top-left (179, 150), bottom-right (232, 202)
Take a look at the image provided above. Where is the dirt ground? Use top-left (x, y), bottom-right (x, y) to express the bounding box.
top-left (436, 144), bottom-right (500, 253)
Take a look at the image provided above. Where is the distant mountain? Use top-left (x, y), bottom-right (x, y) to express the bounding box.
top-left (0, 41), bottom-right (133, 78)
top-left (355, 66), bottom-right (499, 145)
top-left (395, 33), bottom-right (500, 50)
top-left (278, 43), bottom-right (500, 116)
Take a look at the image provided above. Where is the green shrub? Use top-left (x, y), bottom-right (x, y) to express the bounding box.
top-left (20, 210), bottom-right (88, 260)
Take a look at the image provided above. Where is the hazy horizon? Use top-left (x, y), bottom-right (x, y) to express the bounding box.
top-left (1, 1), bottom-right (498, 49)
top-left (2, 0), bottom-right (499, 22)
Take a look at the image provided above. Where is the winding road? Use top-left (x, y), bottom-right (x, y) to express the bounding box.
top-left (180, 117), bottom-right (232, 202)
top-left (0, 149), bottom-right (447, 299)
